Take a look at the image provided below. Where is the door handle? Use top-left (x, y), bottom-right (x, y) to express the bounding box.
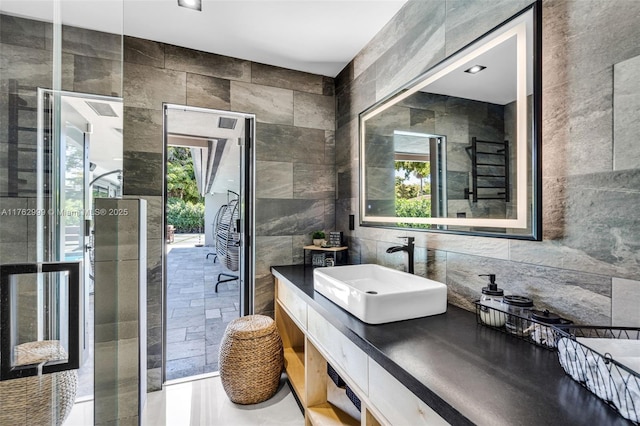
top-left (0, 262), bottom-right (80, 381)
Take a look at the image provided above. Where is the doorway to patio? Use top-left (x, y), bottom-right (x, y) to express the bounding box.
top-left (163, 105), bottom-right (254, 382)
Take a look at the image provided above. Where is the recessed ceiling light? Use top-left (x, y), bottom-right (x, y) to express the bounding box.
top-left (177, 0), bottom-right (201, 11)
top-left (464, 65), bottom-right (486, 74)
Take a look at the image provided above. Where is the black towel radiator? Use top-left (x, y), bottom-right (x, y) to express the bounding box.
top-left (465, 137), bottom-right (510, 202)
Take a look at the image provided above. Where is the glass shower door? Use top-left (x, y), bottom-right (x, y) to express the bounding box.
top-left (38, 90), bottom-right (124, 403)
top-left (0, 88), bottom-right (123, 425)
top-left (0, 91), bottom-right (83, 426)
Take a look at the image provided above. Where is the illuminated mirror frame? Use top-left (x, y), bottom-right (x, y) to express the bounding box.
top-left (359, 2), bottom-right (541, 240)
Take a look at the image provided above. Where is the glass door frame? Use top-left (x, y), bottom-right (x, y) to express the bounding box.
top-left (162, 104), bottom-right (256, 385)
top-left (36, 88), bottom-right (124, 394)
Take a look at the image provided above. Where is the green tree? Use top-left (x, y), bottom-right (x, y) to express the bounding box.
top-left (394, 161), bottom-right (430, 181)
top-left (166, 147), bottom-right (205, 232)
top-left (167, 147), bottom-right (202, 204)
top-left (395, 161), bottom-right (431, 197)
top-left (166, 197), bottom-right (205, 233)
top-left (395, 197), bottom-right (431, 218)
top-left (395, 197), bottom-right (432, 229)
top-left (395, 176), bottom-right (419, 199)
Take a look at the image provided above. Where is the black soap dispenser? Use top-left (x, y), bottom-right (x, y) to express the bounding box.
top-left (479, 274), bottom-right (506, 327)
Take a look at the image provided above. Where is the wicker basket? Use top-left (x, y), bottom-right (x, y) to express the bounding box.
top-left (219, 315), bottom-right (284, 404)
top-left (0, 340), bottom-right (78, 426)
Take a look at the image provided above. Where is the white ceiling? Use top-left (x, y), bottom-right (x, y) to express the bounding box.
top-left (423, 36), bottom-right (517, 105)
top-left (62, 94), bottom-right (123, 183)
top-left (0, 0), bottom-right (408, 77)
top-left (420, 9), bottom-right (534, 105)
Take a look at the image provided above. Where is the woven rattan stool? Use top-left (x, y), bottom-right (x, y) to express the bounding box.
top-left (219, 314), bottom-right (284, 404)
top-left (0, 340), bottom-right (78, 426)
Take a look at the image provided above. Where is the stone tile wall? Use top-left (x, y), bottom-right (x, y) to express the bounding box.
top-left (613, 54), bottom-right (640, 171)
top-left (0, 15), bottom-right (123, 259)
top-left (336, 0), bottom-right (640, 326)
top-left (0, 14), bottom-right (122, 199)
top-left (122, 37), bottom-right (335, 390)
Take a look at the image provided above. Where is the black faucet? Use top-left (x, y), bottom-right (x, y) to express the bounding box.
top-left (386, 237), bottom-right (415, 274)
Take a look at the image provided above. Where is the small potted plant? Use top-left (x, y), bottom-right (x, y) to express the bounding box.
top-left (311, 230), bottom-right (326, 247)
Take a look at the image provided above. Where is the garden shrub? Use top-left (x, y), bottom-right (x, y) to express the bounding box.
top-left (167, 197), bottom-right (205, 233)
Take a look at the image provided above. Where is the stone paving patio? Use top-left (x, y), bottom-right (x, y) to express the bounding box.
top-left (165, 234), bottom-right (240, 381)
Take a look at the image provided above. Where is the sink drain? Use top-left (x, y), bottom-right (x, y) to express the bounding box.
top-left (366, 291), bottom-right (378, 294)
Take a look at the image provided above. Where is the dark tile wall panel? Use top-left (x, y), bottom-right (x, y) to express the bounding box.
top-left (613, 55), bottom-right (640, 171)
top-left (123, 151), bottom-right (163, 197)
top-left (335, 0), bottom-right (640, 326)
top-left (256, 161), bottom-right (293, 199)
top-left (124, 107), bottom-right (164, 153)
top-left (123, 62), bottom-right (186, 110)
top-left (186, 73), bottom-right (231, 110)
top-left (164, 44), bottom-right (251, 82)
top-left (444, 0), bottom-right (533, 56)
top-left (0, 43), bottom-right (70, 93)
top-left (255, 122), bottom-right (326, 163)
top-left (293, 91), bottom-right (335, 130)
top-left (252, 62), bottom-right (324, 94)
top-left (293, 163), bottom-right (336, 199)
top-left (230, 81), bottom-right (293, 125)
top-left (373, 4), bottom-right (446, 100)
top-left (255, 199), bottom-right (325, 236)
top-left (123, 36), bottom-right (164, 67)
top-left (59, 26), bottom-right (122, 61)
top-left (0, 15), bottom-right (48, 49)
top-left (73, 55), bottom-right (121, 96)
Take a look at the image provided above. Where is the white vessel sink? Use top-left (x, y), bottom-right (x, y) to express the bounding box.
top-left (313, 264), bottom-right (447, 324)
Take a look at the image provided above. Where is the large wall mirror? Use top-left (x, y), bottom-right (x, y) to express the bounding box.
top-left (360, 2), bottom-right (541, 240)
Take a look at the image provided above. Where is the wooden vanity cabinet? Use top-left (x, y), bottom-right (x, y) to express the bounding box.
top-left (275, 276), bottom-right (448, 425)
top-left (275, 277), bottom-right (381, 425)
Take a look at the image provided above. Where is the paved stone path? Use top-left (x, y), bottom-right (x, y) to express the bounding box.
top-left (165, 234), bottom-right (240, 380)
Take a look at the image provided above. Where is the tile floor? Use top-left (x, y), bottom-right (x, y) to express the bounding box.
top-left (166, 234), bottom-right (241, 380)
top-left (64, 374), bottom-right (304, 426)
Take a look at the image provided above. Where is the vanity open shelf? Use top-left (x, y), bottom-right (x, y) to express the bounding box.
top-left (274, 276), bottom-right (385, 426)
top-left (305, 339), bottom-right (360, 426)
top-left (283, 346), bottom-right (305, 405)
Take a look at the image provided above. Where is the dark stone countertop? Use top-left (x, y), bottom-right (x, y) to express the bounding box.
top-left (271, 264), bottom-right (632, 426)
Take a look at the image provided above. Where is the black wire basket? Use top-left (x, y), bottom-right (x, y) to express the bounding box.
top-left (555, 326), bottom-right (640, 424)
top-left (345, 385), bottom-right (361, 412)
top-left (474, 300), bottom-right (572, 350)
top-left (327, 363), bottom-right (345, 388)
